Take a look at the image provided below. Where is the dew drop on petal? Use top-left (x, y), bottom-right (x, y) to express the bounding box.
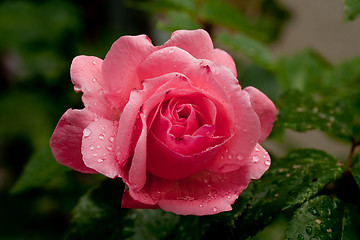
top-left (97, 158), bottom-right (103, 163)
top-left (236, 154), bottom-right (243, 160)
top-left (213, 207), bottom-right (218, 212)
top-left (92, 61), bottom-right (97, 65)
top-left (109, 137), bottom-right (115, 142)
top-left (89, 145), bottom-right (94, 150)
top-left (252, 156), bottom-right (259, 163)
top-left (99, 135), bottom-right (105, 140)
top-left (92, 78), bottom-right (97, 82)
top-left (83, 128), bottom-right (91, 137)
top-left (106, 146), bottom-right (113, 151)
top-left (265, 159), bottom-right (271, 166)
top-left (96, 145), bottom-right (101, 149)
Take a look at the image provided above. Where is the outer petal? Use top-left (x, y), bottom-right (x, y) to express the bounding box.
top-left (140, 144), bottom-right (270, 216)
top-left (70, 56), bottom-right (117, 120)
top-left (145, 168), bottom-right (250, 216)
top-left (164, 29), bottom-right (214, 60)
top-left (81, 118), bottom-right (120, 178)
top-left (121, 191), bottom-right (158, 209)
top-left (50, 109), bottom-right (97, 173)
top-left (102, 35), bottom-right (155, 110)
top-left (212, 48), bottom-right (237, 77)
top-left (244, 86), bottom-right (276, 143)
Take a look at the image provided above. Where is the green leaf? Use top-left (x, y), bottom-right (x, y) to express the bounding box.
top-left (199, 0), bottom-right (268, 41)
top-left (285, 195), bottom-right (343, 240)
top-left (233, 149), bottom-right (344, 239)
top-left (11, 146), bottom-right (69, 194)
top-left (118, 209), bottom-right (180, 240)
top-left (156, 10), bottom-right (201, 32)
top-left (273, 90), bottom-right (353, 137)
top-left (275, 49), bottom-right (331, 92)
top-left (343, 0), bottom-right (360, 21)
top-left (66, 178), bottom-right (125, 239)
top-left (352, 154), bottom-right (360, 188)
top-left (216, 31), bottom-right (274, 70)
top-left (286, 196), bottom-right (360, 240)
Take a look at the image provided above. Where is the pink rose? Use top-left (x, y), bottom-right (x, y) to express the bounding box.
top-left (50, 29), bottom-right (276, 215)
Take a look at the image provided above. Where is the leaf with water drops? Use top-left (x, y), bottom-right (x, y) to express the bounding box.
top-left (285, 195), bottom-right (343, 240)
top-left (66, 178), bottom-right (125, 239)
top-left (232, 149), bottom-right (344, 239)
top-left (286, 196), bottom-right (360, 240)
top-left (11, 146), bottom-right (69, 194)
top-left (272, 90), bottom-right (354, 139)
top-left (343, 0), bottom-right (360, 21)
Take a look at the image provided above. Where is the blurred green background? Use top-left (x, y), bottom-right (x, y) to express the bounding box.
top-left (1, 0), bottom-right (359, 239)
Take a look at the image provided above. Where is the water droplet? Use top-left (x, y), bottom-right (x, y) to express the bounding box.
top-left (92, 61), bottom-right (97, 65)
top-left (92, 153), bottom-right (98, 157)
top-left (298, 234), bottom-right (304, 240)
top-left (228, 155), bottom-right (232, 159)
top-left (169, 49), bottom-right (174, 54)
top-left (252, 156), bottom-right (259, 163)
top-left (74, 86), bottom-right (81, 92)
top-left (213, 207), bottom-right (217, 212)
top-left (96, 145), bottom-right (101, 149)
top-left (92, 78), bottom-right (97, 82)
top-left (305, 226), bottom-right (312, 235)
top-left (255, 147), bottom-right (259, 152)
top-left (83, 128), bottom-right (91, 137)
top-left (106, 146), bottom-right (113, 151)
top-left (99, 135), bottom-right (105, 140)
top-left (265, 159), bottom-right (271, 166)
top-left (97, 158), bottom-right (103, 163)
top-left (199, 204), bottom-right (203, 207)
top-left (109, 137), bottom-right (115, 142)
top-left (236, 154), bottom-right (243, 160)
top-left (90, 145), bottom-right (94, 150)
top-left (220, 155), bottom-right (224, 160)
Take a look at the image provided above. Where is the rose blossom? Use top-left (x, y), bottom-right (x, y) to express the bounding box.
top-left (50, 29), bottom-right (276, 216)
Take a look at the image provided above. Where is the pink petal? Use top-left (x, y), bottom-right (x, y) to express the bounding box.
top-left (244, 86), bottom-right (276, 143)
top-left (246, 144), bottom-right (271, 179)
top-left (70, 56), bottom-right (117, 120)
top-left (212, 48), bottom-right (237, 77)
top-left (143, 144), bottom-right (270, 215)
top-left (146, 131), bottom-right (225, 180)
top-left (50, 109), bottom-right (97, 173)
top-left (121, 191), bottom-right (158, 209)
top-left (164, 29), bottom-right (214, 60)
top-left (128, 114), bottom-right (148, 189)
top-left (207, 88), bottom-right (260, 172)
top-left (145, 168), bottom-right (252, 216)
top-left (137, 46), bottom-right (196, 81)
top-left (102, 35), bottom-right (155, 110)
top-left (81, 118), bottom-right (120, 178)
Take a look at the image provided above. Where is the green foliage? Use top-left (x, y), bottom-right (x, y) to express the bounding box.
top-left (67, 178), bottom-right (125, 239)
top-left (0, 0), bottom-right (81, 83)
top-left (352, 154), bottom-right (360, 188)
top-left (343, 0), bottom-right (360, 21)
top-left (11, 147), bottom-right (69, 194)
top-left (285, 195), bottom-right (344, 240)
top-left (233, 149), bottom-right (344, 239)
top-left (216, 31), bottom-right (274, 70)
